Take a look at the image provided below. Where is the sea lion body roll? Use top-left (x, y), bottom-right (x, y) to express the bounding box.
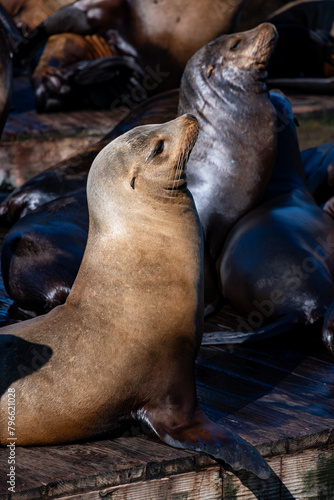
top-left (180, 22), bottom-right (278, 311)
top-left (0, 115), bottom-right (269, 479)
top-left (1, 188), bottom-right (88, 315)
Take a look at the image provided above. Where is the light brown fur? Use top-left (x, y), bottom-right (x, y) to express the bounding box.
top-left (0, 114), bottom-right (202, 446)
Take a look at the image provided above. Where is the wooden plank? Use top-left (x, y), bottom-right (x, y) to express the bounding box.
top-left (0, 435), bottom-right (215, 499)
top-left (59, 468), bottom-right (223, 500)
top-left (2, 109), bottom-right (127, 141)
top-left (0, 107), bottom-right (128, 188)
top-left (290, 96), bottom-right (334, 116)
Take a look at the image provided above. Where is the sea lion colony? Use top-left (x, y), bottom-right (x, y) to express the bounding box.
top-left (1, 0), bottom-right (333, 111)
top-left (0, 0), bottom-right (334, 480)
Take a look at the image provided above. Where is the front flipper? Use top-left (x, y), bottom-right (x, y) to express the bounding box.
top-left (142, 406), bottom-right (270, 480)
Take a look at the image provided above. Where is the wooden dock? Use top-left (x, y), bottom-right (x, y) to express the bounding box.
top-left (1, 80), bottom-right (334, 499)
top-left (0, 330), bottom-right (334, 499)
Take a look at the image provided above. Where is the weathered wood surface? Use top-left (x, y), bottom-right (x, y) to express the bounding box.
top-left (60, 468), bottom-right (223, 500)
top-left (0, 334), bottom-right (334, 499)
top-left (0, 107), bottom-right (127, 188)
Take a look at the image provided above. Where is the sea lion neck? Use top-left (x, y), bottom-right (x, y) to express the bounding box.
top-left (65, 116), bottom-right (201, 312)
top-left (65, 201), bottom-right (202, 317)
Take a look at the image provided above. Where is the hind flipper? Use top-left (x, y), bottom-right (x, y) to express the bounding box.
top-left (203, 313), bottom-right (299, 345)
top-left (141, 406), bottom-right (270, 479)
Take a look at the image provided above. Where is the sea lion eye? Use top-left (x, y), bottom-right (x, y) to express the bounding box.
top-left (154, 140), bottom-right (164, 155)
top-left (130, 177), bottom-right (136, 189)
top-left (230, 39), bottom-right (241, 50)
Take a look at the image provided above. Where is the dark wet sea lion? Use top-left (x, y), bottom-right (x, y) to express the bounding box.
top-left (1, 188), bottom-right (88, 315)
top-left (179, 22), bottom-right (278, 312)
top-left (0, 24), bottom-right (278, 315)
top-left (203, 92), bottom-right (334, 354)
top-left (0, 115), bottom-right (270, 479)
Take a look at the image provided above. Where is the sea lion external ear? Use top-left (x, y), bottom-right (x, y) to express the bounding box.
top-left (142, 405), bottom-right (270, 479)
top-left (130, 177), bottom-right (136, 189)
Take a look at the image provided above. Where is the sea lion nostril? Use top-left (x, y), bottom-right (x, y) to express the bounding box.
top-left (186, 113), bottom-right (197, 121)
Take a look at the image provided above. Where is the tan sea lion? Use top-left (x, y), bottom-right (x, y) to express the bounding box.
top-left (0, 115), bottom-right (270, 478)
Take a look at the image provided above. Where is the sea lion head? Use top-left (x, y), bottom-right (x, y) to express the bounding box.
top-left (87, 114), bottom-right (199, 228)
top-left (181, 23), bottom-right (278, 100)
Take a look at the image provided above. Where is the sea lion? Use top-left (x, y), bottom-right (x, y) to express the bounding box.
top-left (32, 32), bottom-right (116, 112)
top-left (203, 92), bottom-right (334, 354)
top-left (1, 187), bottom-right (88, 315)
top-left (179, 22), bottom-right (278, 312)
top-left (268, 0), bottom-right (334, 34)
top-left (0, 115), bottom-right (270, 479)
top-left (0, 1), bottom-right (143, 112)
top-left (0, 24), bottom-right (278, 316)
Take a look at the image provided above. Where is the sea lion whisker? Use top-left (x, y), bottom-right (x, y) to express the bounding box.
top-left (171, 145), bottom-right (184, 194)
